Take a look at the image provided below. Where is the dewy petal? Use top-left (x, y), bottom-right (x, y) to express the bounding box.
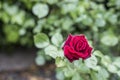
top-left (62, 34), bottom-right (73, 49)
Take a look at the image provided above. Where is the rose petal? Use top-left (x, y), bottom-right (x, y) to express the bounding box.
top-left (64, 46), bottom-right (74, 62)
top-left (82, 47), bottom-right (93, 59)
top-left (70, 34), bottom-right (88, 52)
top-left (64, 45), bottom-right (90, 62)
top-left (79, 41), bottom-right (88, 51)
top-left (64, 46), bottom-right (80, 62)
top-left (62, 34), bottom-right (72, 49)
top-left (69, 36), bottom-right (81, 50)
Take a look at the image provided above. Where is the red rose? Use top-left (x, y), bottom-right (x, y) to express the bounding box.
top-left (63, 34), bottom-right (93, 62)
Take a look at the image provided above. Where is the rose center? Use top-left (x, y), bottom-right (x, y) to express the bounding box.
top-left (74, 40), bottom-right (86, 52)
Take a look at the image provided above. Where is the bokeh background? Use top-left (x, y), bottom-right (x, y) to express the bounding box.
top-left (0, 0), bottom-right (120, 80)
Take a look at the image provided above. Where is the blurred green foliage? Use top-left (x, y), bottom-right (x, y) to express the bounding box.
top-left (0, 0), bottom-right (120, 80)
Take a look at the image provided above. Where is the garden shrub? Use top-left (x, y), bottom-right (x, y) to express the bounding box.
top-left (0, 0), bottom-right (120, 80)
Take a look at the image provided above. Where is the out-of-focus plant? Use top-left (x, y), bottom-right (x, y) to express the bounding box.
top-left (0, 0), bottom-right (120, 79)
top-left (34, 32), bottom-right (120, 80)
top-left (0, 1), bottom-right (35, 48)
top-left (33, 0), bottom-right (120, 80)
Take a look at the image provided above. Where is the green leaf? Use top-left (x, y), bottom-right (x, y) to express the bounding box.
top-left (92, 66), bottom-right (101, 71)
top-left (107, 64), bottom-right (117, 73)
top-left (34, 33), bottom-right (49, 48)
top-left (117, 71), bottom-right (120, 77)
top-left (101, 55), bottom-right (111, 67)
top-left (64, 0), bottom-right (78, 2)
top-left (32, 3), bottom-right (49, 18)
top-left (55, 57), bottom-right (66, 67)
top-left (19, 28), bottom-right (26, 36)
top-left (4, 25), bottom-right (19, 43)
top-left (56, 71), bottom-right (65, 80)
top-left (91, 68), bottom-right (108, 80)
top-left (72, 72), bottom-right (83, 80)
top-left (61, 3), bottom-right (77, 14)
top-left (35, 55), bottom-right (45, 66)
top-left (11, 11), bottom-right (25, 25)
top-left (64, 67), bottom-right (76, 77)
top-left (51, 33), bottom-right (63, 47)
top-left (37, 50), bottom-right (45, 55)
top-left (85, 55), bottom-right (98, 69)
top-left (98, 67), bottom-right (109, 79)
top-left (3, 3), bottom-right (18, 16)
top-left (95, 18), bottom-right (106, 27)
top-left (44, 45), bottom-right (58, 58)
top-left (97, 71), bottom-right (107, 80)
top-left (116, 0), bottom-right (120, 8)
top-left (33, 25), bottom-right (42, 33)
top-left (23, 19), bottom-right (35, 28)
top-left (77, 6), bottom-right (85, 14)
top-left (91, 71), bottom-right (99, 80)
top-left (61, 17), bottom-right (73, 31)
top-left (58, 50), bottom-right (64, 58)
top-left (101, 35), bottom-right (118, 46)
top-left (93, 50), bottom-right (104, 58)
top-left (82, 16), bottom-right (93, 25)
top-left (46, 0), bottom-right (58, 4)
top-left (73, 59), bottom-right (82, 68)
top-left (108, 14), bottom-right (117, 24)
top-left (7, 31), bottom-right (19, 43)
top-left (113, 57), bottom-right (120, 68)
top-left (76, 63), bottom-right (90, 73)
